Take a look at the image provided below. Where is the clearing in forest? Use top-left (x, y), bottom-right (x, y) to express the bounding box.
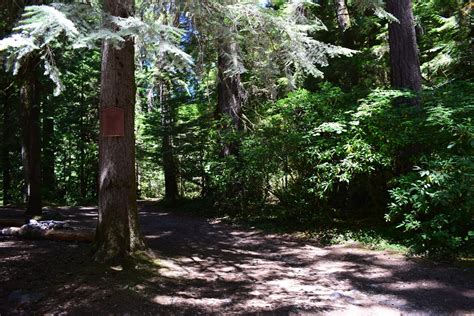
top-left (1, 203), bottom-right (473, 315)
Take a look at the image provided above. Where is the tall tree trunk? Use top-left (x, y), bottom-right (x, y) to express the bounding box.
top-left (387, 0), bottom-right (423, 174)
top-left (94, 0), bottom-right (146, 263)
top-left (42, 104), bottom-right (55, 200)
top-left (216, 35), bottom-right (245, 202)
top-left (335, 0), bottom-right (351, 32)
top-left (159, 83), bottom-right (179, 203)
top-left (387, 0), bottom-right (422, 94)
top-left (331, 0), bottom-right (358, 88)
top-left (21, 56), bottom-right (42, 217)
top-left (79, 107), bottom-right (86, 199)
top-left (13, 1), bottom-right (44, 217)
top-left (216, 39), bottom-right (243, 158)
top-left (2, 88), bottom-right (12, 205)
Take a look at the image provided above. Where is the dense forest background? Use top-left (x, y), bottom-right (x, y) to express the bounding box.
top-left (0, 0), bottom-right (472, 257)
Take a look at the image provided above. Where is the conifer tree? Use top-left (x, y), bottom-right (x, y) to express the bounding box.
top-left (20, 0), bottom-right (44, 217)
top-left (94, 0), bottom-right (146, 262)
top-left (216, 34), bottom-right (244, 158)
top-left (386, 0), bottom-right (422, 94)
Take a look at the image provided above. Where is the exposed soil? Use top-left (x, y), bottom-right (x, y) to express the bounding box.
top-left (1, 202), bottom-right (473, 315)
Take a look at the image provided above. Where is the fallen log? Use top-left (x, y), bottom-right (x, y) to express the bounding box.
top-left (1, 226), bottom-right (95, 243)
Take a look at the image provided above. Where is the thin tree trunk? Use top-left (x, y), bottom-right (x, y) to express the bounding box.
top-left (21, 56), bottom-right (42, 217)
top-left (387, 0), bottom-right (422, 94)
top-left (79, 68), bottom-right (86, 199)
top-left (79, 132), bottom-right (86, 199)
top-left (42, 104), bottom-right (55, 200)
top-left (335, 0), bottom-right (351, 32)
top-left (79, 109), bottom-right (86, 199)
top-left (158, 10), bottom-right (180, 203)
top-left (94, 0), bottom-right (146, 263)
top-left (2, 87), bottom-right (12, 205)
top-left (159, 83), bottom-right (179, 203)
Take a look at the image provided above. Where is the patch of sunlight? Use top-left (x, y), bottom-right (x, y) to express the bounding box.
top-left (152, 295), bottom-right (231, 307)
top-left (145, 231), bottom-right (173, 239)
top-left (78, 206), bottom-right (97, 211)
top-left (327, 305), bottom-right (401, 316)
top-left (110, 265), bottom-right (123, 271)
top-left (156, 258), bottom-right (192, 278)
top-left (314, 261), bottom-right (353, 275)
top-left (385, 280), bottom-right (447, 291)
top-left (266, 278), bottom-right (331, 295)
top-left (234, 299), bottom-right (272, 309)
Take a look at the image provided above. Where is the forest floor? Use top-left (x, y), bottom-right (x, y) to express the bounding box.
top-left (0, 202), bottom-right (473, 315)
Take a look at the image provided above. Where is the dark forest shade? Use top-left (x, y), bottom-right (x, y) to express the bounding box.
top-left (0, 0), bottom-right (18, 205)
top-left (2, 93), bottom-right (12, 205)
top-left (387, 0), bottom-right (422, 93)
top-left (159, 83), bottom-right (179, 203)
top-left (94, 0), bottom-right (146, 262)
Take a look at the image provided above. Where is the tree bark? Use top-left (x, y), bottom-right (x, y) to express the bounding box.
top-left (159, 83), bottom-right (179, 203)
top-left (387, 0), bottom-right (422, 93)
top-left (335, 0), bottom-right (351, 32)
top-left (216, 38), bottom-right (243, 158)
top-left (94, 0), bottom-right (146, 263)
top-left (42, 104), bottom-right (55, 200)
top-left (2, 88), bottom-right (13, 205)
top-left (215, 35), bottom-right (245, 202)
top-left (20, 56), bottom-right (42, 217)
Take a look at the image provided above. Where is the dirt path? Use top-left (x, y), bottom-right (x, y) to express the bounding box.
top-left (1, 204), bottom-right (473, 315)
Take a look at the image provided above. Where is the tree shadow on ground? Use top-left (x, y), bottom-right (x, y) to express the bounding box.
top-left (0, 205), bottom-right (473, 314)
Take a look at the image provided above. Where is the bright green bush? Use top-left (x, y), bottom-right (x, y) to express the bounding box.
top-left (387, 156), bottom-right (473, 255)
top-left (386, 81), bottom-right (474, 255)
top-left (238, 84), bottom-right (406, 211)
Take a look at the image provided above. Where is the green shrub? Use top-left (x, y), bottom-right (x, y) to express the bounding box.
top-left (387, 157), bottom-right (473, 255)
top-left (386, 81), bottom-right (474, 255)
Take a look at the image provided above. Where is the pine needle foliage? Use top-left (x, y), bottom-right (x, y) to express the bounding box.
top-left (189, 0), bottom-right (357, 90)
top-left (352, 0), bottom-right (398, 21)
top-left (0, 3), bottom-right (191, 95)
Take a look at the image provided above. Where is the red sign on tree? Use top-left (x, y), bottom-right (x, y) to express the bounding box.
top-left (101, 106), bottom-right (125, 137)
